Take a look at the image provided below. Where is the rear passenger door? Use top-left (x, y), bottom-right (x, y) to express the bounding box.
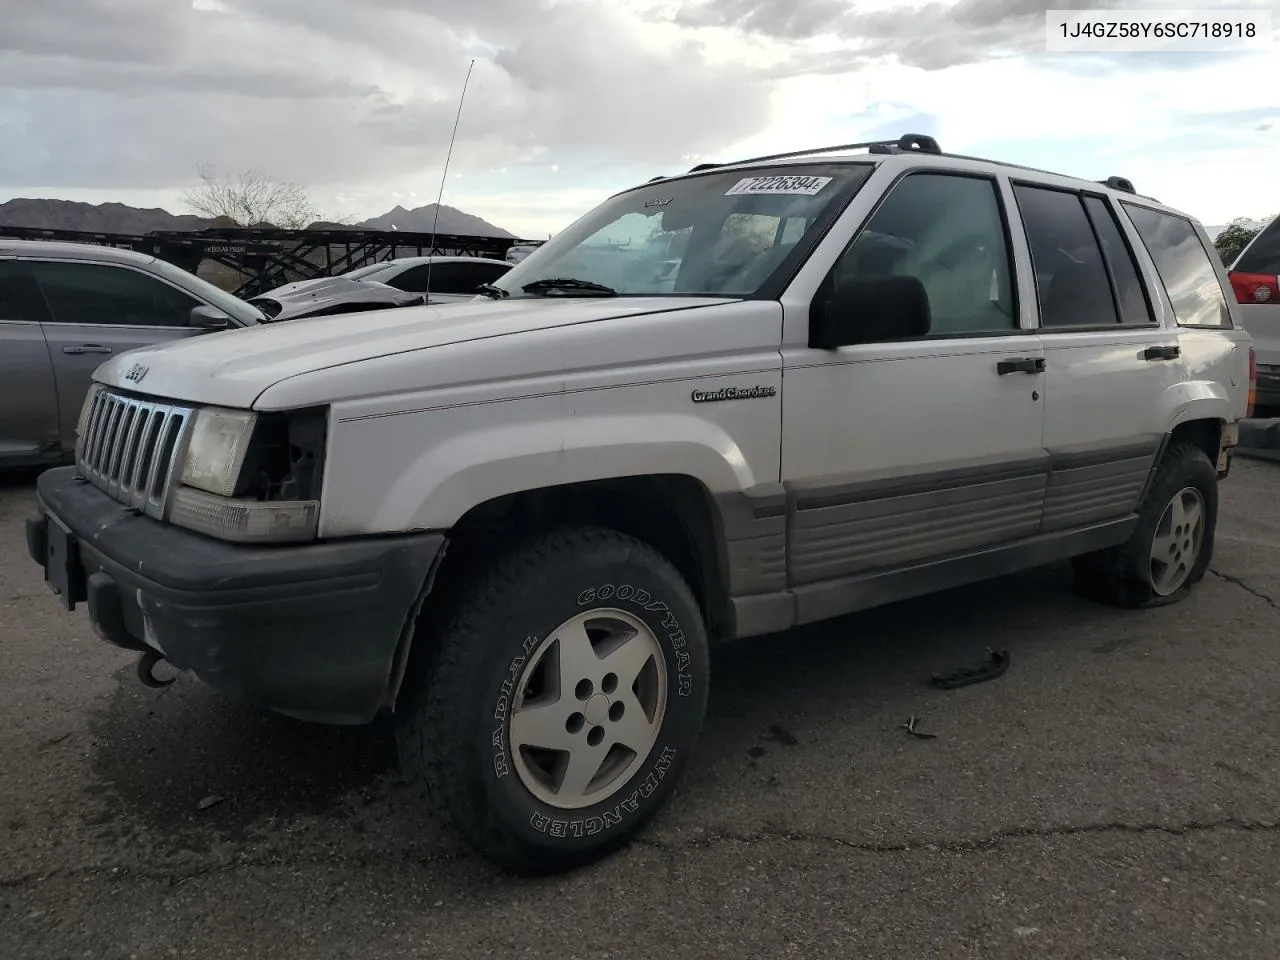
top-left (26, 259), bottom-right (204, 451)
top-left (0, 260), bottom-right (60, 464)
top-left (1010, 184), bottom-right (1182, 532)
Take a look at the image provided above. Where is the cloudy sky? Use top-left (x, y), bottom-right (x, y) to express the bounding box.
top-left (1, 0), bottom-right (1276, 238)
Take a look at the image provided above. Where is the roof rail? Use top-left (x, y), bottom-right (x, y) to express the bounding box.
top-left (1099, 175), bottom-right (1136, 194)
top-left (869, 134), bottom-right (942, 156)
top-left (686, 133), bottom-right (942, 173)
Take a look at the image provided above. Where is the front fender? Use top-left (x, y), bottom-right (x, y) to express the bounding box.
top-left (374, 414), bottom-right (757, 531)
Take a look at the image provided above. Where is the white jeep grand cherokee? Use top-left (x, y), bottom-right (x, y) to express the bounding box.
top-left (27, 134), bottom-right (1254, 873)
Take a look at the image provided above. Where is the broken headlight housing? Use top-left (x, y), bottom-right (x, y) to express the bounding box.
top-left (170, 405), bottom-right (327, 544)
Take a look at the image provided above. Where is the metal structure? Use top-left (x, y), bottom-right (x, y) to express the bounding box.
top-left (0, 223), bottom-right (529, 298)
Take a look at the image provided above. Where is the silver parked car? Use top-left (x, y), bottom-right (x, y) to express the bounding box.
top-left (0, 239), bottom-right (264, 468)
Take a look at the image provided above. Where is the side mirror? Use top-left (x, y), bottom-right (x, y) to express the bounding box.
top-left (809, 275), bottom-right (931, 349)
top-left (190, 304), bottom-right (233, 331)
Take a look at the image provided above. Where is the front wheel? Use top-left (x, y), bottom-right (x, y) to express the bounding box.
top-left (1073, 441), bottom-right (1218, 608)
top-left (395, 526), bottom-right (709, 873)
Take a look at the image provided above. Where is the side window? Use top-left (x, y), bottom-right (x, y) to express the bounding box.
top-left (471, 262), bottom-right (511, 286)
top-left (720, 213), bottom-right (780, 255)
top-left (0, 262), bottom-right (26, 322)
top-left (1082, 195), bottom-right (1153, 325)
top-left (831, 173), bottom-right (1015, 335)
top-left (384, 264), bottom-right (431, 292)
top-left (1013, 185), bottom-right (1118, 328)
top-left (29, 261), bottom-right (199, 327)
top-left (422, 263), bottom-right (469, 295)
top-left (452, 261), bottom-right (509, 291)
top-left (1122, 203), bottom-right (1233, 328)
top-left (780, 217), bottom-right (808, 245)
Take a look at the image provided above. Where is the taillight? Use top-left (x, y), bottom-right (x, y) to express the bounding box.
top-left (1248, 345), bottom-right (1257, 417)
top-left (1229, 270), bottom-right (1280, 305)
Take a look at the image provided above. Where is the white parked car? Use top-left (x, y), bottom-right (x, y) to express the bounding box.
top-left (249, 256), bottom-right (512, 321)
top-left (1227, 216), bottom-right (1279, 409)
top-left (505, 242), bottom-right (543, 265)
top-left (28, 134), bottom-right (1253, 874)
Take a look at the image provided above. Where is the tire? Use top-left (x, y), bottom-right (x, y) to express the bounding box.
top-left (1072, 441), bottom-right (1218, 609)
top-left (395, 526), bottom-right (709, 874)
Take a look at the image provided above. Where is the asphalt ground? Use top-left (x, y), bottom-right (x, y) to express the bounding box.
top-left (2, 457), bottom-right (1279, 959)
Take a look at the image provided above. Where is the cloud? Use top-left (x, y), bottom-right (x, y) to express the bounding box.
top-left (0, 0), bottom-right (767, 198)
top-left (673, 0), bottom-right (850, 38)
top-left (0, 0), bottom-right (186, 63)
top-left (674, 0), bottom-right (1136, 70)
top-left (1, 0), bottom-right (1277, 235)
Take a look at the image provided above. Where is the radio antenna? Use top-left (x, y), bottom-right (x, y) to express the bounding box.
top-left (424, 57), bottom-right (475, 304)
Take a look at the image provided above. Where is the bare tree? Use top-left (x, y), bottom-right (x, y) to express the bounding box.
top-left (182, 163), bottom-right (320, 229)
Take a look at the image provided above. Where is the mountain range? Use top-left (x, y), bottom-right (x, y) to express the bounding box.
top-left (0, 198), bottom-right (515, 238)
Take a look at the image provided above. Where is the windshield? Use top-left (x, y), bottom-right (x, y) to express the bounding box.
top-left (343, 261), bottom-right (400, 281)
top-left (148, 257), bottom-right (265, 325)
top-left (493, 163), bottom-right (874, 299)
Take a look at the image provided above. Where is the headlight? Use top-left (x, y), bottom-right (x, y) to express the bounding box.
top-left (169, 405), bottom-right (327, 544)
top-left (181, 407), bottom-right (258, 497)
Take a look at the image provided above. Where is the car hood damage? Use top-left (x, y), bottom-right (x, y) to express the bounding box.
top-left (249, 277), bottom-right (424, 321)
top-left (92, 295), bottom-right (740, 409)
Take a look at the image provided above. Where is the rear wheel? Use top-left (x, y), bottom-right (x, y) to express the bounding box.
top-left (1073, 441), bottom-right (1217, 608)
top-left (395, 526), bottom-right (709, 873)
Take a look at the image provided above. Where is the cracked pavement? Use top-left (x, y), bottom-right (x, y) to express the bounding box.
top-left (3, 458), bottom-right (1279, 959)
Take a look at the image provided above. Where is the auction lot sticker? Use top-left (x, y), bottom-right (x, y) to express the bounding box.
top-left (725, 175), bottom-right (833, 197)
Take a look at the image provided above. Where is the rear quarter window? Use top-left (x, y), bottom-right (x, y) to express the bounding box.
top-left (1121, 203), bottom-right (1233, 328)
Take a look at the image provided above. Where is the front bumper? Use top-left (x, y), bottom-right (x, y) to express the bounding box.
top-left (27, 466), bottom-right (445, 725)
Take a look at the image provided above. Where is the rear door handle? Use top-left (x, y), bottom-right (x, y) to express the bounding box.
top-left (1143, 345), bottom-right (1180, 361)
top-left (62, 344), bottom-right (113, 355)
top-left (996, 357), bottom-right (1045, 375)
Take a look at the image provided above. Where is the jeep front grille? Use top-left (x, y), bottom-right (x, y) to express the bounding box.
top-left (75, 389), bottom-right (194, 519)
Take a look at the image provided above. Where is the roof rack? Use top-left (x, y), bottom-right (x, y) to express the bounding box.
top-left (675, 136), bottom-right (1148, 200)
top-left (1098, 176), bottom-right (1136, 194)
top-left (686, 133), bottom-right (941, 173)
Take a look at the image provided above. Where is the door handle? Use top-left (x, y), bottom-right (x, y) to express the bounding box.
top-left (1143, 345), bottom-right (1180, 361)
top-left (996, 357), bottom-right (1045, 375)
top-left (62, 344), bottom-right (113, 355)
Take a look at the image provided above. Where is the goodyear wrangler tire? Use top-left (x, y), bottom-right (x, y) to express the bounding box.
top-left (394, 526), bottom-right (709, 874)
top-left (1072, 441), bottom-right (1218, 609)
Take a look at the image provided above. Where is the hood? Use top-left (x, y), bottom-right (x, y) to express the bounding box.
top-left (93, 295), bottom-right (739, 409)
top-left (260, 276), bottom-right (352, 298)
top-left (251, 278), bottom-right (420, 320)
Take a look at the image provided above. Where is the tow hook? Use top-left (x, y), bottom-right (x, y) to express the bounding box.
top-left (137, 649), bottom-right (175, 689)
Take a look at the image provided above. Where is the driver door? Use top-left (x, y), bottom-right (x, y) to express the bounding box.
top-left (780, 170), bottom-right (1049, 622)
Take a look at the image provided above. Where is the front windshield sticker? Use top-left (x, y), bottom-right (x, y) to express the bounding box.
top-left (643, 196), bottom-right (673, 208)
top-left (724, 175), bottom-right (833, 197)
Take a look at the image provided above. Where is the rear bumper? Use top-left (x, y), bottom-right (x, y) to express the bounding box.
top-left (27, 466), bottom-right (445, 724)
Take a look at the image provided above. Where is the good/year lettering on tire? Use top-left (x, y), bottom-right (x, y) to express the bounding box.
top-left (395, 527), bottom-right (710, 874)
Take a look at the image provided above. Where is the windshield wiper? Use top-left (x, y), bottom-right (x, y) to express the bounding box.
top-left (477, 283), bottom-right (508, 300)
top-left (522, 277), bottom-right (617, 296)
